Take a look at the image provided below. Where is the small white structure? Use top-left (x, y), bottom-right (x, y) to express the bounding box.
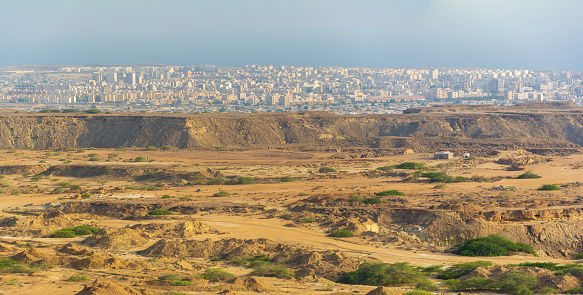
top-left (463, 152), bottom-right (471, 158)
top-left (434, 151), bottom-right (453, 159)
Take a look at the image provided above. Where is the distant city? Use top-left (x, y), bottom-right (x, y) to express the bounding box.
top-left (0, 65), bottom-right (581, 114)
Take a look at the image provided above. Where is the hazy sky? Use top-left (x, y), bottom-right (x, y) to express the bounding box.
top-left (1, 0), bottom-right (582, 70)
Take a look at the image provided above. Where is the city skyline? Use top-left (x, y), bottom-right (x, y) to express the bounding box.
top-left (1, 0), bottom-right (582, 70)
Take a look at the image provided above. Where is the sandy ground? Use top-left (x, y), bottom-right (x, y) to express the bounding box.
top-left (1, 147), bottom-right (583, 294)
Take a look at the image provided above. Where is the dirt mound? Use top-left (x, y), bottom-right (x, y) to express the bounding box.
top-left (461, 266), bottom-right (580, 292)
top-left (59, 243), bottom-right (95, 256)
top-left (0, 243), bottom-right (16, 252)
top-left (496, 153), bottom-right (548, 167)
top-left (366, 286), bottom-right (402, 295)
top-left (0, 164), bottom-right (48, 175)
top-left (71, 252), bottom-right (144, 270)
top-left (10, 247), bottom-right (76, 265)
top-left (0, 211), bottom-right (79, 237)
top-left (82, 228), bottom-right (148, 249)
top-left (76, 279), bottom-right (153, 295)
top-left (131, 221), bottom-right (222, 239)
top-left (139, 238), bottom-right (365, 280)
top-left (225, 277), bottom-right (278, 293)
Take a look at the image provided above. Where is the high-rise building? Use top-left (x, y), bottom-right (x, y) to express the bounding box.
top-left (431, 69), bottom-right (439, 80)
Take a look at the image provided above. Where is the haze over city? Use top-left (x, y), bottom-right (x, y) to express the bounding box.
top-left (2, 0), bottom-right (582, 70)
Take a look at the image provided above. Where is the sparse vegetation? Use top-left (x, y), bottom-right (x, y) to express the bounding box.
top-left (375, 190), bottom-right (404, 196)
top-left (436, 261), bottom-right (493, 279)
top-left (280, 176), bottom-right (296, 182)
top-left (318, 167), bottom-right (337, 173)
top-left (517, 171), bottom-right (542, 179)
top-left (208, 177), bottom-right (226, 185)
top-left (457, 235), bottom-right (537, 257)
top-left (394, 162), bottom-right (431, 170)
top-left (133, 156), bottom-right (148, 162)
top-left (230, 254), bottom-right (271, 267)
top-left (362, 197), bottom-right (383, 204)
top-left (49, 225), bottom-right (100, 238)
top-left (376, 166), bottom-right (393, 171)
top-left (349, 195), bottom-right (364, 202)
top-left (250, 263), bottom-right (295, 279)
top-left (201, 268), bottom-right (236, 280)
top-left (237, 176), bottom-right (256, 184)
top-left (421, 171), bottom-right (469, 183)
top-left (212, 191), bottom-right (230, 197)
top-left (328, 229), bottom-right (354, 237)
top-left (340, 262), bottom-right (426, 286)
top-left (148, 209), bottom-right (173, 215)
top-left (66, 275), bottom-right (90, 282)
top-left (537, 184), bottom-right (561, 191)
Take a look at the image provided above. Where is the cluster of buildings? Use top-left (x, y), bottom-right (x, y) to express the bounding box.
top-left (0, 65), bottom-right (582, 114)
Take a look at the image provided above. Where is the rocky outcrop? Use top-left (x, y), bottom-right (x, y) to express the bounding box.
top-left (0, 111), bottom-right (582, 151)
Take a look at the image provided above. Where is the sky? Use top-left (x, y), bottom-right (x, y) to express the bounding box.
top-left (0, 0), bottom-right (582, 70)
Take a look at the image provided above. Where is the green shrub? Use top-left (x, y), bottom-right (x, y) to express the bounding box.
top-left (50, 225), bottom-right (100, 238)
top-left (376, 166), bottom-right (394, 171)
top-left (85, 108), bottom-right (103, 114)
top-left (49, 229), bottom-right (76, 238)
top-left (328, 230), bottom-right (354, 237)
top-left (66, 275), bottom-right (89, 282)
top-left (88, 157), bottom-right (99, 161)
top-left (394, 162), bottom-right (429, 170)
top-left (436, 261), bottom-right (493, 279)
top-left (568, 287), bottom-right (583, 294)
top-left (340, 262), bottom-right (426, 286)
top-left (280, 176), bottom-right (296, 182)
top-left (457, 235), bottom-right (537, 257)
top-left (237, 177), bottom-right (256, 184)
top-left (539, 287), bottom-right (558, 294)
top-left (349, 195), bottom-right (364, 202)
top-left (517, 171), bottom-right (542, 179)
top-left (415, 280), bottom-right (438, 291)
top-left (573, 253), bottom-right (583, 259)
top-left (201, 268), bottom-right (236, 280)
top-left (362, 198), bottom-right (383, 204)
top-left (213, 191), bottom-right (230, 197)
top-left (145, 185), bottom-right (159, 191)
top-left (230, 254), bottom-right (271, 267)
top-left (451, 277), bottom-right (498, 291)
top-left (419, 265), bottom-right (444, 274)
top-left (169, 281), bottom-right (193, 286)
top-left (161, 145), bottom-right (174, 151)
top-left (250, 263), bottom-right (294, 279)
top-left (375, 190), bottom-right (404, 196)
top-left (402, 291), bottom-right (434, 295)
top-left (133, 156), bottom-right (148, 162)
top-left (297, 217), bottom-right (315, 224)
top-left (161, 194), bottom-right (173, 199)
top-left (498, 272), bottom-right (538, 295)
top-left (70, 225), bottom-right (100, 236)
top-left (158, 274), bottom-right (183, 281)
top-left (179, 197), bottom-right (191, 201)
top-left (318, 167), bottom-right (337, 173)
top-left (31, 175), bottom-right (43, 181)
top-left (148, 209), bottom-right (172, 215)
top-left (537, 184), bottom-right (561, 191)
top-left (208, 178), bottom-right (226, 185)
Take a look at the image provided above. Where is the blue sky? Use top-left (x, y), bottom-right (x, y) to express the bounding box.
top-left (1, 0), bottom-right (582, 70)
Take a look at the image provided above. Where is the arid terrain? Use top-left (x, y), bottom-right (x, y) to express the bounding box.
top-left (2, 103), bottom-right (583, 294)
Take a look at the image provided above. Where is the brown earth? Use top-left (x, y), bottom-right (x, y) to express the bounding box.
top-left (3, 106), bottom-right (583, 294)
